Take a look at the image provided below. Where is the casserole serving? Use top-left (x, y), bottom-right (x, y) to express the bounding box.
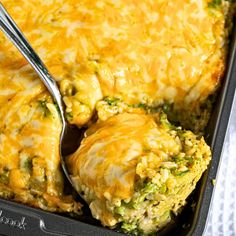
top-left (0, 0), bottom-right (235, 235)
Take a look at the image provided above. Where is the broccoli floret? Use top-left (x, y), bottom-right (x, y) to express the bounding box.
top-left (208, 0), bottom-right (222, 9)
top-left (0, 169), bottom-right (9, 184)
top-left (65, 112), bottom-right (73, 121)
top-left (38, 100), bottom-right (51, 117)
top-left (104, 97), bottom-right (120, 106)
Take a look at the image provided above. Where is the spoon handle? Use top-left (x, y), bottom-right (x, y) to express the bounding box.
top-left (0, 3), bottom-right (66, 125)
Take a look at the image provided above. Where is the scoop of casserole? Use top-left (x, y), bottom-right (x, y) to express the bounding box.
top-left (67, 113), bottom-right (211, 235)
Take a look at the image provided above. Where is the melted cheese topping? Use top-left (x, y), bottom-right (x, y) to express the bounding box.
top-left (67, 113), bottom-right (211, 228)
top-left (68, 113), bottom-right (181, 200)
top-left (0, 0), bottom-right (230, 216)
top-left (0, 65), bottom-right (80, 212)
top-left (1, 0), bottom-right (228, 127)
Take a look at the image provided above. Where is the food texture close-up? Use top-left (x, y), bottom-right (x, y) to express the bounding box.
top-left (0, 0), bottom-right (235, 235)
top-left (68, 113), bottom-right (211, 235)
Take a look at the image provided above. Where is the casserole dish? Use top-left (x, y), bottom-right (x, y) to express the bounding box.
top-left (0, 5), bottom-right (235, 236)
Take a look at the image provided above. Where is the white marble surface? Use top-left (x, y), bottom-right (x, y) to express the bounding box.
top-left (204, 95), bottom-right (236, 236)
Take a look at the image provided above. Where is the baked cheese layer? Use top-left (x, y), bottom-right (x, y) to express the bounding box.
top-left (67, 113), bottom-right (211, 233)
top-left (0, 65), bottom-right (81, 212)
top-left (1, 0), bottom-right (229, 127)
top-left (0, 0), bottom-right (232, 219)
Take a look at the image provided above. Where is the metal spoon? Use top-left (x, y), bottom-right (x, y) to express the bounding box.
top-left (0, 3), bottom-right (84, 187)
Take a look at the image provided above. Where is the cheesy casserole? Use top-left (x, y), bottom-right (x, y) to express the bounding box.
top-left (0, 0), bottom-right (234, 235)
top-left (68, 113), bottom-right (211, 234)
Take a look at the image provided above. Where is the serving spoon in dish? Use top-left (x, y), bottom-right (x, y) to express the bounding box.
top-left (0, 3), bottom-right (83, 186)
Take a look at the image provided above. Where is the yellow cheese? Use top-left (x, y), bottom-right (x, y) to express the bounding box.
top-left (0, 0), bottom-right (231, 216)
top-left (68, 113), bottom-right (183, 200)
top-left (67, 113), bottom-right (212, 231)
top-left (1, 0), bottom-right (228, 127)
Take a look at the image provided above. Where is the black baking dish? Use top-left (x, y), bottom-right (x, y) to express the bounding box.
top-left (0, 20), bottom-right (236, 236)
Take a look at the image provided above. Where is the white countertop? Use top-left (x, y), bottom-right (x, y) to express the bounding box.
top-left (204, 93), bottom-right (236, 236)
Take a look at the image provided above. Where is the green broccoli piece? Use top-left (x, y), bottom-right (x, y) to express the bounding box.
top-left (38, 100), bottom-right (51, 117)
top-left (65, 112), bottom-right (73, 121)
top-left (104, 97), bottom-right (120, 106)
top-left (208, 0), bottom-right (222, 9)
